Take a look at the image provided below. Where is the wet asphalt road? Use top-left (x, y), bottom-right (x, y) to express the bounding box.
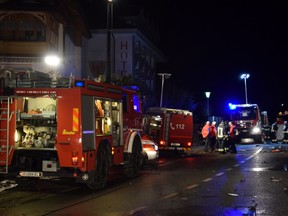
top-left (1, 142), bottom-right (288, 216)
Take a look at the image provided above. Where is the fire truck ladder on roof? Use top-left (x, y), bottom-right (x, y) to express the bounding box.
top-left (0, 97), bottom-right (13, 174)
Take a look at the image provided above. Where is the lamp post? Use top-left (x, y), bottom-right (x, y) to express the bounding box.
top-left (240, 73), bottom-right (250, 104)
top-left (158, 73), bottom-right (171, 107)
top-left (205, 92), bottom-right (211, 117)
top-left (106, 0), bottom-right (113, 83)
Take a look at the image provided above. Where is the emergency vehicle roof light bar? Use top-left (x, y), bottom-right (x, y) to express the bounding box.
top-left (75, 80), bottom-right (85, 87)
top-left (229, 103), bottom-right (236, 110)
top-left (229, 103), bottom-right (258, 110)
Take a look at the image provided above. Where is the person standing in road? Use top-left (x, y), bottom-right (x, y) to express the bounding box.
top-left (209, 121), bottom-right (217, 152)
top-left (283, 121), bottom-right (288, 143)
top-left (217, 120), bottom-right (228, 154)
top-left (228, 121), bottom-right (237, 153)
top-left (271, 121), bottom-right (278, 143)
top-left (201, 121), bottom-right (210, 152)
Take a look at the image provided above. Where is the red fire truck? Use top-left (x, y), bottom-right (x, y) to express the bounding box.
top-left (143, 107), bottom-right (193, 153)
top-left (0, 71), bottom-right (143, 190)
top-left (228, 103), bottom-right (266, 143)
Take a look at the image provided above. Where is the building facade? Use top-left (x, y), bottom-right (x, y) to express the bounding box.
top-left (83, 28), bottom-right (165, 95)
top-left (0, 0), bottom-right (90, 80)
top-left (0, 0), bottom-right (166, 102)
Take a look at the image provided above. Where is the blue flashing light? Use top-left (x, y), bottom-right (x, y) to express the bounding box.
top-left (229, 103), bottom-right (237, 110)
top-left (133, 95), bottom-right (140, 112)
top-left (123, 86), bottom-right (139, 91)
top-left (75, 80), bottom-right (85, 87)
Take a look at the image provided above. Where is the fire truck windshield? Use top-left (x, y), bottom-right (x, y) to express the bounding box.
top-left (230, 107), bottom-right (257, 120)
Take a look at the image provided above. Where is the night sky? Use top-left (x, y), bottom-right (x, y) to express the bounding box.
top-left (151, 1), bottom-right (288, 121)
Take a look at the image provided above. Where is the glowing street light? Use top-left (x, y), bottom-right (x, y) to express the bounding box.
top-left (205, 92), bottom-right (211, 116)
top-left (158, 73), bottom-right (171, 107)
top-left (45, 55), bottom-right (60, 73)
top-left (240, 73), bottom-right (250, 104)
top-left (44, 55), bottom-right (60, 66)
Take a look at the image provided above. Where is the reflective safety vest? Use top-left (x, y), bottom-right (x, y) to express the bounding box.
top-left (217, 127), bottom-right (224, 138)
top-left (201, 124), bottom-right (210, 138)
top-left (229, 125), bottom-right (236, 138)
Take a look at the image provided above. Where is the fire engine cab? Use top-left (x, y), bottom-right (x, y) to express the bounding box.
top-left (143, 107), bottom-right (193, 153)
top-left (0, 70), bottom-right (143, 190)
top-left (228, 103), bottom-right (264, 143)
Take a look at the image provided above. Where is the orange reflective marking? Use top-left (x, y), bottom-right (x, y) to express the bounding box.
top-left (73, 108), bottom-right (79, 131)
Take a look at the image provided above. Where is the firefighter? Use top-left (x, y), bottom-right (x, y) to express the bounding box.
top-left (228, 121), bottom-right (237, 154)
top-left (217, 120), bottom-right (228, 154)
top-left (271, 121), bottom-right (278, 143)
top-left (276, 117), bottom-right (284, 142)
top-left (283, 121), bottom-right (288, 143)
top-left (209, 121), bottom-right (217, 152)
top-left (201, 121), bottom-right (210, 152)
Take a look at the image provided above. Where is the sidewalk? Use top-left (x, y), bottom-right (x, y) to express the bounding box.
top-left (190, 143), bottom-right (205, 154)
top-left (182, 143), bottom-right (206, 155)
top-left (188, 143), bottom-right (229, 155)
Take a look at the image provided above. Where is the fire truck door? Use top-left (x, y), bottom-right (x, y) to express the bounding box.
top-left (82, 95), bottom-right (95, 151)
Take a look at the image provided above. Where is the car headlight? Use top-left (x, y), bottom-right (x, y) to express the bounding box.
top-left (252, 127), bottom-right (261, 134)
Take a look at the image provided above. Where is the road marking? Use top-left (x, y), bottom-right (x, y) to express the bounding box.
top-left (245, 155), bottom-right (254, 160)
top-left (159, 147), bottom-right (264, 201)
top-left (129, 206), bottom-right (147, 215)
top-left (161, 192), bottom-right (179, 200)
top-left (203, 178), bottom-right (213, 182)
top-left (186, 184), bottom-right (199, 189)
top-left (215, 172), bottom-right (224, 177)
top-left (255, 148), bottom-right (262, 154)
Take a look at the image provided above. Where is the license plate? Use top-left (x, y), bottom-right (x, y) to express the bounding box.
top-left (171, 143), bottom-right (180, 146)
top-left (168, 147), bottom-right (183, 150)
top-left (19, 171), bottom-right (43, 177)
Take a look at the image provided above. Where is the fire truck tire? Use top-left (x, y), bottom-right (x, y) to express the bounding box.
top-left (124, 135), bottom-right (142, 178)
top-left (87, 143), bottom-right (111, 190)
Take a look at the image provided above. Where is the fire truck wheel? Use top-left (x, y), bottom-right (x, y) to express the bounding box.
top-left (87, 143), bottom-right (111, 190)
top-left (124, 136), bottom-right (142, 178)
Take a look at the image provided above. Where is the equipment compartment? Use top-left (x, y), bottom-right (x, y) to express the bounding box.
top-left (15, 97), bottom-right (57, 149)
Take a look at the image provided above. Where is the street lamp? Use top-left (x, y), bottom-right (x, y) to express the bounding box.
top-left (240, 73), bottom-right (250, 104)
top-left (106, 0), bottom-right (113, 83)
top-left (158, 73), bottom-right (171, 107)
top-left (205, 92), bottom-right (211, 117)
top-left (45, 55), bottom-right (60, 87)
top-left (44, 55), bottom-right (60, 67)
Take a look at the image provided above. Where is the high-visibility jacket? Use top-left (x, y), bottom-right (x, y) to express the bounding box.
top-left (217, 122), bottom-right (225, 139)
top-left (201, 124), bottom-right (210, 138)
top-left (229, 125), bottom-right (237, 138)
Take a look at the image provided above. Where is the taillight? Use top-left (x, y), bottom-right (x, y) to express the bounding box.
top-left (143, 144), bottom-right (153, 151)
top-left (72, 152), bottom-right (78, 165)
top-left (159, 140), bottom-right (165, 145)
top-left (187, 142), bottom-right (192, 147)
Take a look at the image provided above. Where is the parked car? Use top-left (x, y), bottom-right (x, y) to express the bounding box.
top-left (141, 135), bottom-right (159, 166)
